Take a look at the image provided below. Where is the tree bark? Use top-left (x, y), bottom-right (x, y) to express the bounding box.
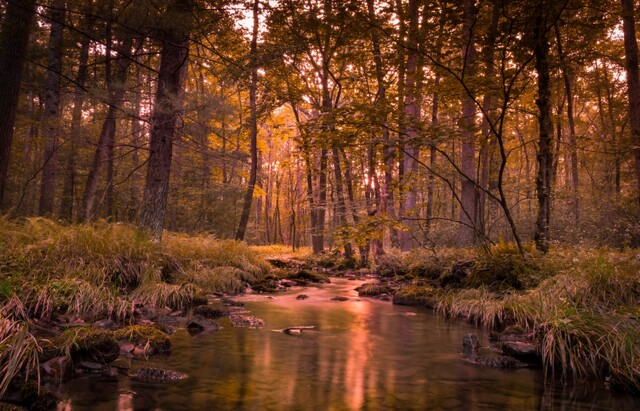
top-left (458, 0), bottom-right (478, 247)
top-left (555, 24), bottom-right (580, 222)
top-left (236, 0), bottom-right (260, 241)
top-left (532, 3), bottom-right (554, 253)
top-left (0, 0), bottom-right (36, 207)
top-left (38, 0), bottom-right (65, 216)
top-left (478, 1), bottom-right (500, 240)
top-left (399, 0), bottom-right (420, 251)
top-left (138, 0), bottom-right (194, 239)
top-left (621, 0), bottom-right (640, 202)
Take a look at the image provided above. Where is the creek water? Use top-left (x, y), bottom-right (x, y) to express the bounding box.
top-left (55, 278), bottom-right (640, 410)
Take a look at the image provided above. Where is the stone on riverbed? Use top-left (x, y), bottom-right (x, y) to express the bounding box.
top-left (129, 368), bottom-right (188, 383)
top-left (296, 294), bottom-right (309, 300)
top-left (192, 305), bottom-right (230, 319)
top-left (462, 334), bottom-right (528, 368)
top-left (501, 341), bottom-right (540, 363)
top-left (230, 314), bottom-right (264, 328)
top-left (331, 296), bottom-right (349, 301)
top-left (187, 317), bottom-right (220, 334)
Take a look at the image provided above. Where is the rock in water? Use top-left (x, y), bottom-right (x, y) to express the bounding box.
top-left (462, 334), bottom-right (480, 356)
top-left (501, 341), bottom-right (540, 363)
top-left (130, 368), bottom-right (188, 383)
top-left (187, 317), bottom-right (220, 334)
top-left (230, 314), bottom-right (264, 328)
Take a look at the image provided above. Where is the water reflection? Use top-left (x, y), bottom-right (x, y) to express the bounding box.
top-left (56, 279), bottom-right (640, 410)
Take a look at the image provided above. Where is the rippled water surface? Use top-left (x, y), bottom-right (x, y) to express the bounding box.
top-left (56, 279), bottom-right (640, 410)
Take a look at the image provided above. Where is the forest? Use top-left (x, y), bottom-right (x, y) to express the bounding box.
top-left (1, 0), bottom-right (640, 409)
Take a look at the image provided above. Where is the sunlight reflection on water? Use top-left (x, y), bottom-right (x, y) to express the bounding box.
top-left (55, 279), bottom-right (640, 410)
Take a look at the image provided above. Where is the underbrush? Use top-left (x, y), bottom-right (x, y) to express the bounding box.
top-left (0, 217), bottom-right (273, 396)
top-left (391, 243), bottom-right (640, 390)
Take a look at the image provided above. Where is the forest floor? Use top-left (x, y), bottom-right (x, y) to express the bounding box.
top-left (1, 219), bottom-right (639, 409)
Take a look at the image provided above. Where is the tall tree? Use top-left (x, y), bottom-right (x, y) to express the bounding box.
top-left (236, 0), bottom-right (260, 241)
top-left (532, 0), bottom-right (563, 253)
top-left (458, 0), bottom-right (478, 246)
top-left (38, 0), bottom-right (66, 216)
top-left (0, 0), bottom-right (37, 206)
top-left (138, 0), bottom-right (194, 238)
top-left (398, 0), bottom-right (421, 251)
top-left (621, 0), bottom-right (640, 202)
top-left (60, 0), bottom-right (94, 221)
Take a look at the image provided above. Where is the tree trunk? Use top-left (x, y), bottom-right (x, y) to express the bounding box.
top-left (532, 3), bottom-right (554, 253)
top-left (478, 1), bottom-right (500, 240)
top-left (555, 24), bottom-right (580, 223)
top-left (60, 1), bottom-right (93, 221)
top-left (38, 0), bottom-right (65, 216)
top-left (621, 0), bottom-right (640, 202)
top-left (399, 0), bottom-right (420, 251)
top-left (236, 0), bottom-right (260, 241)
top-left (81, 34), bottom-right (134, 222)
top-left (0, 0), bottom-right (36, 207)
top-left (458, 0), bottom-right (478, 247)
top-left (138, 0), bottom-right (193, 239)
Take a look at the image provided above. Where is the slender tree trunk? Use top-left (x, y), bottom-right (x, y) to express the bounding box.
top-left (39, 0), bottom-right (65, 216)
top-left (81, 35), bottom-right (134, 221)
top-left (399, 0), bottom-right (420, 251)
top-left (621, 0), bottom-right (640, 202)
top-left (138, 0), bottom-right (193, 239)
top-left (458, 0), bottom-right (478, 247)
top-left (532, 3), bottom-right (554, 253)
top-left (332, 147), bottom-right (353, 258)
top-left (555, 24), bottom-right (580, 222)
top-left (60, 1), bottom-right (93, 221)
top-left (478, 1), bottom-right (500, 240)
top-left (236, 0), bottom-right (260, 241)
top-left (366, 0), bottom-right (389, 255)
top-left (0, 0), bottom-right (36, 207)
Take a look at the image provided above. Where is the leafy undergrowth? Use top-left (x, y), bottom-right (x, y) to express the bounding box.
top-left (0, 217), bottom-right (272, 396)
top-left (390, 243), bottom-right (640, 391)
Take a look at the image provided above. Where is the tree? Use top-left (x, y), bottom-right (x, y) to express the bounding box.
top-left (138, 0), bottom-right (194, 238)
top-left (0, 0), bottom-right (36, 207)
top-left (621, 0), bottom-right (640, 202)
top-left (236, 0), bottom-right (260, 241)
top-left (38, 0), bottom-right (66, 216)
top-left (458, 0), bottom-right (478, 246)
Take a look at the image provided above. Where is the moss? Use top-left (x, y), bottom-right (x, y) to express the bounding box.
top-left (355, 283), bottom-right (391, 297)
top-left (192, 305), bottom-right (229, 319)
top-left (6, 380), bottom-right (58, 411)
top-left (373, 253), bottom-right (406, 277)
top-left (113, 325), bottom-right (171, 354)
top-left (287, 269), bottom-right (330, 284)
top-left (251, 273), bottom-right (280, 293)
top-left (393, 286), bottom-right (440, 308)
top-left (45, 327), bottom-right (119, 364)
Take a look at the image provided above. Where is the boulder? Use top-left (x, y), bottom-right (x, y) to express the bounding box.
top-left (501, 341), bottom-right (540, 363)
top-left (186, 317), bottom-right (220, 334)
top-left (192, 305), bottom-right (230, 319)
top-left (462, 334), bottom-right (480, 356)
top-left (129, 368), bottom-right (188, 383)
top-left (113, 325), bottom-right (171, 355)
top-left (42, 356), bottom-right (72, 381)
top-left (229, 314), bottom-right (264, 328)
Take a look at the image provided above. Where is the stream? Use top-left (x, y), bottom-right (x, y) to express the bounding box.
top-left (54, 278), bottom-right (640, 410)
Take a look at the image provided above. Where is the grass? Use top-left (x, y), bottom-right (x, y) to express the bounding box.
top-left (394, 244), bottom-right (640, 390)
top-left (0, 217), bottom-right (274, 395)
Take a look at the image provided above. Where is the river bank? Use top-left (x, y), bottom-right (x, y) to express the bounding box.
top-left (1, 218), bottom-right (640, 409)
